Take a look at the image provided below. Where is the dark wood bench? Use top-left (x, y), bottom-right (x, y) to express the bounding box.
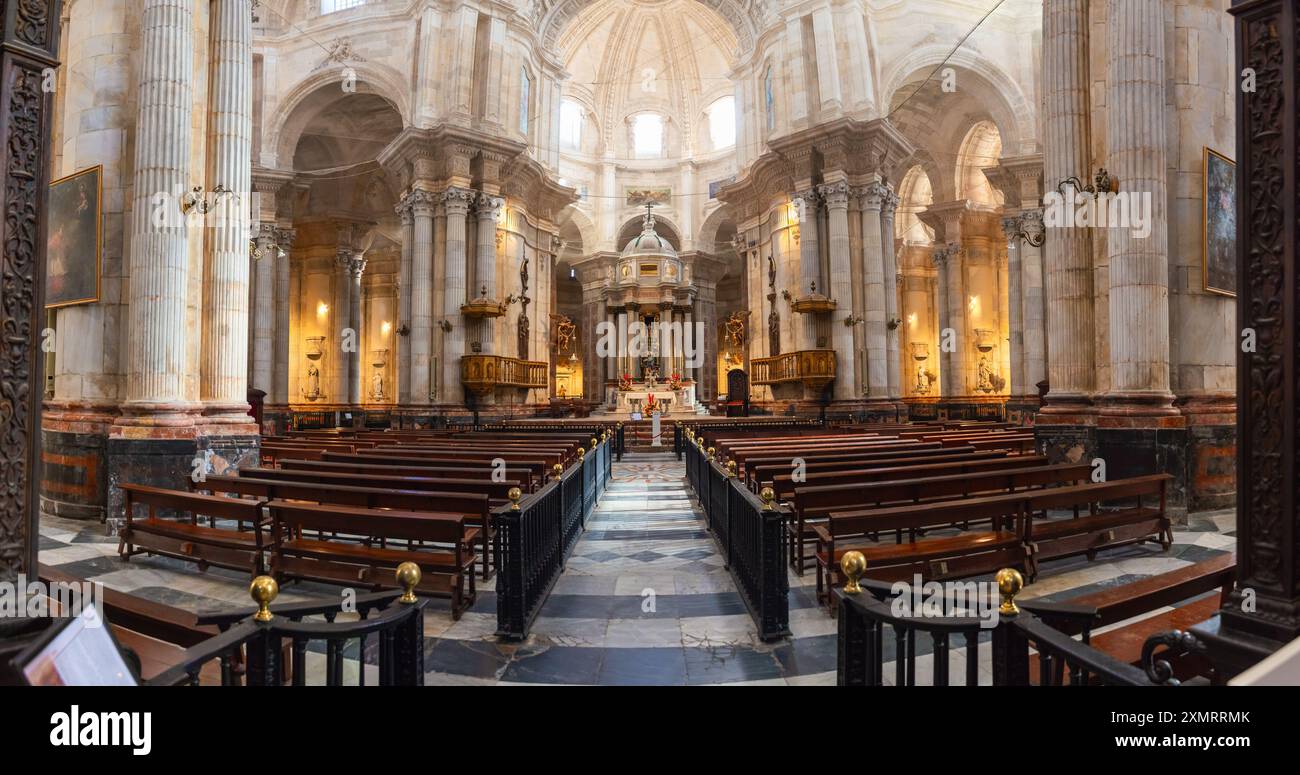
top-left (262, 463), bottom-right (526, 499)
top-left (322, 451), bottom-right (548, 489)
top-left (266, 500), bottom-right (477, 619)
top-left (200, 475), bottom-right (495, 580)
top-left (118, 484), bottom-right (267, 576)
top-left (768, 451), bottom-right (1036, 498)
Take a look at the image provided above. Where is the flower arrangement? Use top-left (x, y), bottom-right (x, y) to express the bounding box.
top-left (644, 393), bottom-right (659, 413)
top-left (668, 371), bottom-right (682, 390)
top-left (619, 372), bottom-right (633, 391)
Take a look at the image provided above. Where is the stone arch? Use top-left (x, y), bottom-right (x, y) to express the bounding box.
top-left (696, 204), bottom-right (736, 254)
top-left (617, 213), bottom-right (682, 251)
top-left (554, 204), bottom-right (599, 256)
top-left (264, 64), bottom-right (410, 170)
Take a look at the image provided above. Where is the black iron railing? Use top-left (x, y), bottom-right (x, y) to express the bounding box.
top-left (495, 437), bottom-right (613, 640)
top-left (147, 571), bottom-right (426, 686)
top-left (685, 438), bottom-right (790, 641)
top-left (835, 567), bottom-right (1161, 686)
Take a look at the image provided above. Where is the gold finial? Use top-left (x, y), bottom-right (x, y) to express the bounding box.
top-left (996, 568), bottom-right (1024, 616)
top-left (552, 463), bottom-right (563, 481)
top-left (759, 486), bottom-right (776, 511)
top-left (616, 422), bottom-right (623, 429)
top-left (396, 561), bottom-right (421, 604)
top-left (578, 446), bottom-right (586, 459)
top-left (590, 437), bottom-right (598, 449)
top-left (508, 486), bottom-right (522, 510)
top-left (841, 551), bottom-right (867, 595)
top-left (249, 575), bottom-right (278, 622)
top-left (726, 460), bottom-right (737, 478)
top-left (707, 446), bottom-right (715, 462)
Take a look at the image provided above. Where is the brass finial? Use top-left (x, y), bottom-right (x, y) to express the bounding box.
top-left (841, 551), bottom-right (867, 595)
top-left (396, 561), bottom-right (421, 604)
top-left (590, 437), bottom-right (598, 449)
top-left (759, 486), bottom-right (776, 511)
top-left (552, 463), bottom-right (563, 481)
top-left (249, 575), bottom-right (278, 622)
top-left (578, 446), bottom-right (586, 459)
top-left (707, 446), bottom-right (715, 462)
top-left (508, 486), bottom-right (522, 511)
top-left (996, 568), bottom-right (1024, 616)
top-left (726, 460), bottom-right (737, 478)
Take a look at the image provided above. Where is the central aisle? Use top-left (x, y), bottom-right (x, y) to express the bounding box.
top-left (426, 451), bottom-right (838, 685)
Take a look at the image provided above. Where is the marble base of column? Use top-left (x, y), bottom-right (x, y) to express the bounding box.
top-left (40, 402), bottom-right (119, 522)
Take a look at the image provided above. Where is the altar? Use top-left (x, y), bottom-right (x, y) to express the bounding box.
top-left (606, 381), bottom-right (696, 414)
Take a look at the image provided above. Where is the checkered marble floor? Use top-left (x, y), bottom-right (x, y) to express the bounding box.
top-left (38, 453), bottom-right (1235, 686)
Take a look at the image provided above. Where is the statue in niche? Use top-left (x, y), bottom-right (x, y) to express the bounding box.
top-left (371, 369), bottom-right (385, 401)
top-left (977, 357), bottom-right (993, 393)
top-left (915, 365), bottom-right (932, 395)
top-left (768, 309), bottom-right (780, 355)
top-left (724, 311), bottom-right (747, 350)
top-left (518, 312), bottom-right (530, 359)
top-left (304, 362), bottom-right (321, 400)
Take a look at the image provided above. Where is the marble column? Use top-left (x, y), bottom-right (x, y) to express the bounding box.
top-left (272, 229), bottom-right (295, 406)
top-left (1042, 0), bottom-right (1095, 407)
top-left (347, 256), bottom-right (366, 404)
top-left (1021, 211), bottom-right (1047, 393)
top-left (1002, 215), bottom-right (1025, 398)
top-left (1103, 0), bottom-right (1174, 412)
top-left (796, 189), bottom-right (821, 350)
top-left (685, 308), bottom-right (696, 389)
top-left (698, 291), bottom-right (718, 401)
top-left (122, 0), bottom-right (194, 418)
top-left (251, 226), bottom-right (276, 395)
top-left (333, 247), bottom-right (352, 403)
top-left (821, 182), bottom-right (854, 401)
top-left (858, 184), bottom-right (888, 400)
top-left (933, 247), bottom-right (952, 397)
top-left (441, 188), bottom-right (474, 403)
top-left (199, 0), bottom-right (254, 422)
top-left (605, 307), bottom-right (616, 398)
top-left (880, 189), bottom-right (902, 401)
top-left (945, 245), bottom-right (967, 396)
top-left (475, 194), bottom-right (503, 352)
top-left (405, 192), bottom-right (434, 404)
top-left (396, 201), bottom-right (413, 404)
top-left (615, 307), bottom-right (628, 381)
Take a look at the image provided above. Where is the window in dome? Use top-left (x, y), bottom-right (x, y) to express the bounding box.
top-left (320, 0), bottom-right (363, 14)
top-left (560, 99), bottom-right (583, 150)
top-left (708, 96), bottom-right (735, 150)
top-left (633, 113), bottom-right (663, 158)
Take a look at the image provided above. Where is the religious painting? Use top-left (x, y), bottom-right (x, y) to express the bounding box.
top-left (625, 186), bottom-right (671, 207)
top-left (708, 176), bottom-right (736, 199)
top-left (1202, 147), bottom-right (1236, 297)
top-left (46, 166), bottom-right (102, 308)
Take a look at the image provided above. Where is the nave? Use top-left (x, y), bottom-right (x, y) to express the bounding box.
top-left (36, 451), bottom-right (1234, 686)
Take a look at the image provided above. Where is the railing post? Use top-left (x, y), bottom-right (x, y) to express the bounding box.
top-left (836, 551), bottom-right (871, 686)
top-left (494, 501), bottom-right (525, 638)
top-left (392, 562), bottom-right (425, 686)
top-left (991, 568), bottom-right (1030, 686)
top-left (245, 576), bottom-right (282, 686)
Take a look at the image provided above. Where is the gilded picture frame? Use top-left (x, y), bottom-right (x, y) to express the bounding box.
top-left (45, 165), bottom-right (103, 309)
top-left (1202, 147), bottom-right (1236, 297)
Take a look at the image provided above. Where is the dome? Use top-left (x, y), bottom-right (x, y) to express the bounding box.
top-left (621, 211), bottom-right (678, 258)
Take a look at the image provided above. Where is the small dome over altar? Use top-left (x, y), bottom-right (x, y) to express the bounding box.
top-left (621, 211), bottom-right (678, 259)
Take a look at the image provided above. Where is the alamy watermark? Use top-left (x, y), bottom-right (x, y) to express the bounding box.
top-left (1043, 188), bottom-right (1153, 239)
top-left (0, 575), bottom-right (103, 625)
top-left (889, 574), bottom-right (1001, 629)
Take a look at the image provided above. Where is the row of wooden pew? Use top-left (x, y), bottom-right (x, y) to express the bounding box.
top-left (116, 429), bottom-right (607, 620)
top-left (693, 425), bottom-right (1172, 611)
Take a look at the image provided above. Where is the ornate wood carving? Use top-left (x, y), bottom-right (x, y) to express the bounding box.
top-left (1223, 0), bottom-right (1300, 643)
top-left (0, 0), bottom-right (61, 589)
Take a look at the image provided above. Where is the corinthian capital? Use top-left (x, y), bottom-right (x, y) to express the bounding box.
top-left (856, 182), bottom-right (888, 210)
top-left (816, 181), bottom-right (850, 208)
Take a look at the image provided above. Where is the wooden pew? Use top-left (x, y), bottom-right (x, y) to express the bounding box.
top-left (241, 465), bottom-right (522, 502)
top-left (199, 475), bottom-right (495, 580)
top-left (118, 484), bottom-right (267, 575)
top-left (322, 451), bottom-right (549, 488)
top-left (790, 461), bottom-right (1086, 574)
top-left (1021, 474), bottom-right (1173, 576)
top-left (753, 446), bottom-right (995, 492)
top-left (266, 500), bottom-right (476, 618)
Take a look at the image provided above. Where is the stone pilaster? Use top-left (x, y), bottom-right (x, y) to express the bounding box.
top-left (332, 244), bottom-right (352, 403)
top-left (932, 246), bottom-right (952, 397)
top-left (251, 225), bottom-right (276, 395)
top-left (405, 191), bottom-right (435, 404)
top-left (200, 0), bottom-right (254, 425)
top-left (1020, 211), bottom-right (1047, 394)
top-left (858, 183), bottom-right (888, 400)
top-left (795, 189), bottom-right (821, 350)
top-left (475, 193), bottom-right (503, 353)
top-left (1041, 0), bottom-right (1095, 411)
top-left (821, 182), bottom-right (854, 401)
top-left (880, 188), bottom-right (902, 401)
top-left (1002, 215), bottom-right (1025, 398)
top-left (396, 201), bottom-right (413, 405)
top-left (272, 228), bottom-right (295, 407)
top-left (347, 255), bottom-right (366, 406)
top-left (944, 244), bottom-right (967, 396)
top-left (441, 187), bottom-right (474, 404)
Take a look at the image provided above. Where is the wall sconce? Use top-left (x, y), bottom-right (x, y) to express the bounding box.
top-left (181, 184), bottom-right (236, 215)
top-left (1057, 168), bottom-right (1118, 198)
top-left (781, 289), bottom-right (793, 303)
top-left (437, 320), bottom-right (452, 333)
top-left (886, 317), bottom-right (902, 331)
top-left (249, 239), bottom-right (286, 261)
top-left (843, 314), bottom-right (864, 327)
top-left (317, 302), bottom-right (329, 317)
top-left (397, 323), bottom-right (410, 337)
top-left (907, 313), bottom-right (918, 328)
top-left (381, 321), bottom-right (392, 336)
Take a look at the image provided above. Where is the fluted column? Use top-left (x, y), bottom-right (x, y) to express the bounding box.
top-left (396, 202), bottom-right (413, 404)
top-left (880, 189), bottom-right (902, 400)
top-left (1104, 0), bottom-right (1174, 412)
top-left (605, 307), bottom-right (616, 397)
top-left (795, 190), bottom-right (821, 350)
top-left (200, 0), bottom-right (253, 420)
top-left (820, 182), bottom-right (854, 401)
top-left (347, 256), bottom-right (366, 404)
top-left (945, 245), bottom-right (967, 396)
top-left (858, 184), bottom-right (888, 400)
top-left (272, 229), bottom-right (295, 406)
top-left (932, 247), bottom-right (952, 397)
top-left (406, 192), bottom-right (435, 404)
top-left (685, 308), bottom-right (696, 389)
top-left (1042, 0), bottom-right (1095, 407)
top-left (1019, 211), bottom-right (1047, 396)
top-left (441, 188), bottom-right (474, 403)
top-left (123, 0), bottom-right (194, 419)
top-left (251, 225), bottom-right (276, 395)
top-left (1003, 215), bottom-right (1025, 398)
top-left (333, 247), bottom-right (352, 403)
top-left (475, 193), bottom-right (503, 352)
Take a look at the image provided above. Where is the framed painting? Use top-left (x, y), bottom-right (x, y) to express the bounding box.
top-left (625, 186), bottom-right (671, 207)
top-left (46, 165), bottom-right (102, 308)
top-left (1202, 147), bottom-right (1236, 297)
